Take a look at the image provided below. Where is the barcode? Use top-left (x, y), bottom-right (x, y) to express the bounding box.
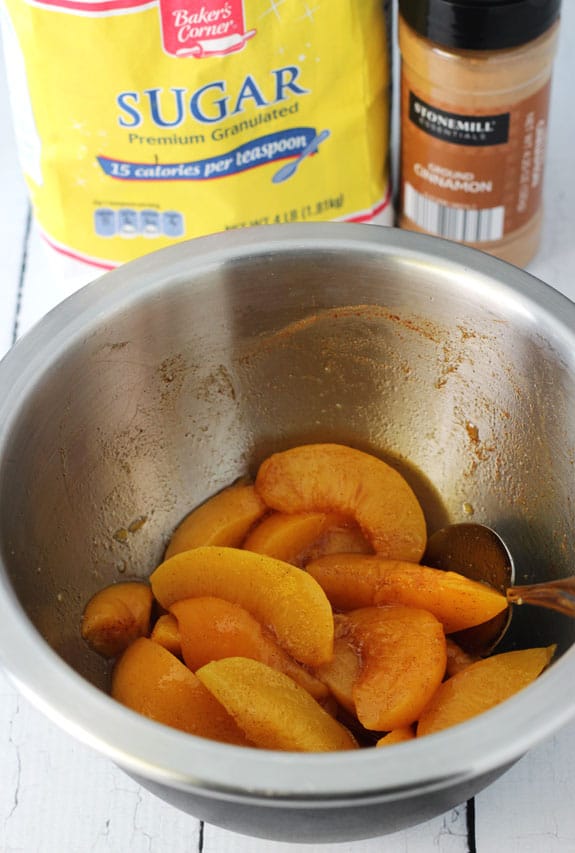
top-left (403, 183), bottom-right (505, 243)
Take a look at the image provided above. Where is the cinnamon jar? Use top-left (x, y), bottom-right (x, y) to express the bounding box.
top-left (398, 0), bottom-right (561, 267)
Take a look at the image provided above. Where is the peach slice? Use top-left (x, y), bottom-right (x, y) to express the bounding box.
top-left (81, 581), bottom-right (153, 658)
top-left (164, 482), bottom-right (267, 559)
top-left (445, 638), bottom-right (479, 677)
top-left (313, 636), bottom-right (360, 715)
top-left (376, 727), bottom-right (415, 747)
top-left (196, 657), bottom-right (357, 752)
top-left (150, 545), bottom-right (334, 666)
top-left (344, 606), bottom-right (447, 731)
top-left (170, 596), bottom-right (328, 701)
top-left (243, 511), bottom-right (356, 565)
top-left (310, 524), bottom-right (372, 560)
top-left (255, 443), bottom-right (426, 561)
top-left (150, 613), bottom-right (182, 657)
top-left (417, 646), bottom-right (556, 737)
top-left (111, 638), bottom-right (250, 745)
top-left (306, 553), bottom-right (382, 612)
top-left (307, 554), bottom-right (508, 633)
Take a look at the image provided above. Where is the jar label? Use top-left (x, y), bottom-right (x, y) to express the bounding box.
top-left (400, 78), bottom-right (551, 244)
top-left (409, 93), bottom-right (511, 147)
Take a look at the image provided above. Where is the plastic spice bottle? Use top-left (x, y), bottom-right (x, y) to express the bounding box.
top-left (397, 0), bottom-right (561, 267)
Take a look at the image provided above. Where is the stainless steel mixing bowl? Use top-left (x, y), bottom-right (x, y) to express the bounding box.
top-left (1, 223), bottom-right (574, 842)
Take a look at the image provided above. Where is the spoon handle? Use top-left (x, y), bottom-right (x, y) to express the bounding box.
top-left (507, 577), bottom-right (575, 617)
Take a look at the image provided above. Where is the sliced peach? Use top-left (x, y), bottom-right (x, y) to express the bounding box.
top-left (111, 638), bottom-right (250, 745)
top-left (417, 646), bottom-right (556, 738)
top-left (196, 657), bottom-right (357, 752)
top-left (376, 727), bottom-right (415, 747)
top-left (150, 613), bottom-right (181, 657)
top-left (81, 581), bottom-right (153, 658)
top-left (164, 482), bottom-right (267, 559)
top-left (150, 545), bottom-right (333, 666)
top-left (306, 553), bottom-right (383, 612)
top-left (243, 511), bottom-right (351, 565)
top-left (372, 562), bottom-right (507, 634)
top-left (344, 606), bottom-right (447, 730)
top-left (445, 638), bottom-right (479, 677)
top-left (255, 443), bottom-right (426, 561)
top-left (310, 524), bottom-right (372, 560)
top-left (307, 554), bottom-right (508, 633)
top-left (170, 597), bottom-right (328, 701)
top-left (313, 636), bottom-right (360, 715)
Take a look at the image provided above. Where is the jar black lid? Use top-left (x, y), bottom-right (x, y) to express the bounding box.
top-left (399, 0), bottom-right (562, 50)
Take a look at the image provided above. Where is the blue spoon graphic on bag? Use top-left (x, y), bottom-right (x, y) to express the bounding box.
top-left (272, 129), bottom-right (331, 184)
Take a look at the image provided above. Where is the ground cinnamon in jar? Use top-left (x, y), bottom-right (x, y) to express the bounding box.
top-left (398, 0), bottom-right (561, 267)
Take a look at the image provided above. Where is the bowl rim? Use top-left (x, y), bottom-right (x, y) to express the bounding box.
top-left (1, 222), bottom-right (575, 802)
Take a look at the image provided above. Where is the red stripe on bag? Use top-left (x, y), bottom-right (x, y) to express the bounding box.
top-left (26, 0), bottom-right (155, 15)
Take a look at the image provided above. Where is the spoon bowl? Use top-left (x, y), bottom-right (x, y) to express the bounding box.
top-left (425, 522), bottom-right (575, 655)
top-left (424, 522), bottom-right (514, 654)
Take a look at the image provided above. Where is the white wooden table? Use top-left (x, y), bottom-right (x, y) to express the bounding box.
top-left (2, 9), bottom-right (575, 851)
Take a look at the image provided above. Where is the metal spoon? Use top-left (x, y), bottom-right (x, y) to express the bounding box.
top-left (424, 522), bottom-right (575, 655)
